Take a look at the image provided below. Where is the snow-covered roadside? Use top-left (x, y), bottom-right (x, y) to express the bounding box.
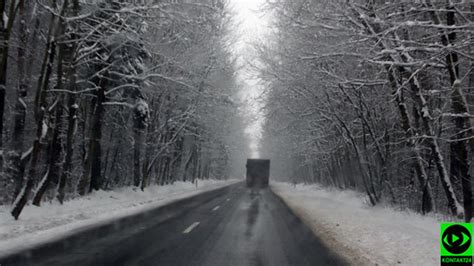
top-left (0, 179), bottom-right (241, 257)
top-left (271, 182), bottom-right (447, 266)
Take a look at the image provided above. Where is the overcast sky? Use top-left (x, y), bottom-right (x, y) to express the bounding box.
top-left (229, 0), bottom-right (269, 158)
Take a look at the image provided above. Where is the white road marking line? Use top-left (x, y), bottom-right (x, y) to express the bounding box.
top-left (182, 222), bottom-right (200, 234)
top-left (212, 205), bottom-right (220, 212)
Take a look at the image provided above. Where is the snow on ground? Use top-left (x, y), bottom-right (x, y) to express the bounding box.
top-left (271, 182), bottom-right (450, 266)
top-left (0, 179), bottom-right (240, 257)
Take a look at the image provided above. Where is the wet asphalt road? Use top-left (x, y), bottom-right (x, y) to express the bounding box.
top-left (0, 183), bottom-right (346, 266)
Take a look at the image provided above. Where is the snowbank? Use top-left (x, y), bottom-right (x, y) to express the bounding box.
top-left (271, 182), bottom-right (448, 266)
top-left (0, 179), bottom-right (240, 257)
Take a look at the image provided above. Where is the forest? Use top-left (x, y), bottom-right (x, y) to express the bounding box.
top-left (259, 0), bottom-right (474, 221)
top-left (0, 0), bottom-right (249, 219)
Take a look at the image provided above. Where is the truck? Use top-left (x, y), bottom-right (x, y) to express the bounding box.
top-left (246, 159), bottom-right (270, 188)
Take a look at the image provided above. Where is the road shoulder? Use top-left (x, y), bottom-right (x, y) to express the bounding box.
top-left (271, 184), bottom-right (374, 265)
top-left (271, 182), bottom-right (441, 266)
top-left (0, 179), bottom-right (241, 259)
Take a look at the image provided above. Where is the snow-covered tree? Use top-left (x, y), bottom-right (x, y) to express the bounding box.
top-left (259, 0), bottom-right (473, 220)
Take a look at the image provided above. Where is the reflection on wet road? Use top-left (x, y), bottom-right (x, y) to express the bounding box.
top-left (246, 190), bottom-right (260, 238)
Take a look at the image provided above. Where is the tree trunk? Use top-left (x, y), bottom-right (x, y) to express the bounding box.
top-left (442, 6), bottom-right (472, 222)
top-left (0, 0), bottom-right (19, 160)
top-left (133, 128), bottom-right (143, 187)
top-left (449, 78), bottom-right (473, 220)
top-left (141, 126), bottom-right (153, 190)
top-left (32, 97), bottom-right (64, 206)
top-left (9, 0), bottom-right (28, 199)
top-left (133, 99), bottom-right (148, 188)
top-left (79, 85), bottom-right (106, 195)
top-left (57, 0), bottom-right (80, 204)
